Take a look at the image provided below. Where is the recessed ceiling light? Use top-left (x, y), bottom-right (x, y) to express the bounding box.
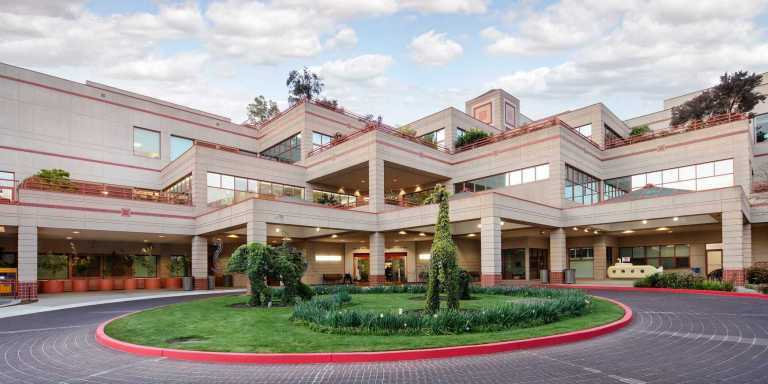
top-left (101, 191), bottom-right (109, 195)
top-left (622, 230), bottom-right (635, 234)
top-left (656, 227), bottom-right (669, 231)
top-left (331, 234), bottom-right (338, 239)
top-left (594, 230), bottom-right (600, 234)
top-left (158, 235), bottom-right (165, 238)
top-left (573, 227), bottom-right (578, 231)
top-left (673, 217), bottom-right (679, 221)
top-left (583, 228), bottom-right (589, 232)
top-left (360, 179), bottom-right (366, 183)
top-left (65, 236), bottom-right (72, 240)
top-left (227, 234), bottom-right (239, 238)
top-left (143, 239), bottom-right (148, 242)
top-left (419, 232), bottom-right (426, 237)
top-left (500, 221), bottom-right (505, 226)
top-left (315, 227), bottom-right (321, 232)
top-left (477, 224), bottom-right (482, 228)
top-left (283, 237), bottom-right (292, 241)
top-left (467, 233), bottom-right (476, 237)
top-left (642, 220), bottom-right (648, 224)
top-left (398, 230), bottom-right (406, 235)
top-left (72, 231), bottom-right (80, 234)
top-left (275, 228), bottom-right (281, 233)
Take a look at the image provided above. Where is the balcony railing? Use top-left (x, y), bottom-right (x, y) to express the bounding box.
top-left (605, 112), bottom-right (747, 149)
top-left (0, 178), bottom-right (18, 205)
top-left (20, 177), bottom-right (192, 206)
top-left (453, 117), bottom-right (601, 153)
top-left (753, 181), bottom-right (768, 193)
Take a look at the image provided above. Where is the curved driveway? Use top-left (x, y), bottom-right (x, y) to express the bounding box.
top-left (1, 290), bottom-right (767, 383)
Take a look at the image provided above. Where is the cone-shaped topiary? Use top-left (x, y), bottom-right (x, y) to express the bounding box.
top-left (424, 184), bottom-right (460, 313)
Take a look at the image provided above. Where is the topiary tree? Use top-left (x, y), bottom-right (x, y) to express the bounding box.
top-left (274, 243), bottom-right (313, 305)
top-left (424, 184), bottom-right (460, 313)
top-left (226, 242), bottom-right (276, 307)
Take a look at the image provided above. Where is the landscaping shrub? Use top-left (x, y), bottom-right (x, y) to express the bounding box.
top-left (747, 267), bottom-right (768, 284)
top-left (633, 272), bottom-right (733, 291)
top-left (458, 269), bottom-right (472, 300)
top-left (455, 128), bottom-right (491, 148)
top-left (630, 125), bottom-right (650, 136)
top-left (292, 287), bottom-right (591, 336)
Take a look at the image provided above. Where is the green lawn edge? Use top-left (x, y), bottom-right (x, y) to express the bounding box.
top-left (104, 294), bottom-right (624, 353)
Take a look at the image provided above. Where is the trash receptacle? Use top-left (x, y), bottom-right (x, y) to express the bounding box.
top-left (540, 269), bottom-right (549, 284)
top-left (222, 274), bottom-right (233, 288)
top-left (182, 276), bottom-right (194, 291)
top-left (207, 276), bottom-right (216, 290)
top-left (564, 268), bottom-right (576, 284)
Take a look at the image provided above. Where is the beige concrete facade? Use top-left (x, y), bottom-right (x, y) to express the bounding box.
top-left (2, 62), bottom-right (768, 301)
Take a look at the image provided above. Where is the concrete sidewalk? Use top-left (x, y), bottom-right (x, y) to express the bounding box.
top-left (0, 289), bottom-right (245, 319)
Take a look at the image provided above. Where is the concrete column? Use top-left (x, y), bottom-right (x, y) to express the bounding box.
top-left (246, 221), bottom-right (267, 244)
top-left (593, 236), bottom-right (608, 280)
top-left (722, 208), bottom-right (749, 286)
top-left (524, 248), bottom-right (530, 281)
top-left (304, 183), bottom-right (314, 202)
top-left (191, 236), bottom-right (208, 290)
top-left (480, 216), bottom-right (502, 287)
top-left (369, 232), bottom-right (386, 284)
top-left (368, 159), bottom-right (385, 212)
top-left (17, 225), bottom-right (38, 302)
top-left (549, 228), bottom-right (567, 284)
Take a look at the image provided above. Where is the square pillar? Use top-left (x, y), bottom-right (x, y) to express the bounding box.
top-left (368, 159), bottom-right (385, 212)
top-left (191, 235), bottom-right (209, 290)
top-left (593, 237), bottom-right (608, 280)
top-left (369, 232), bottom-right (386, 284)
top-left (480, 216), bottom-right (502, 287)
top-left (17, 225), bottom-right (38, 302)
top-left (549, 228), bottom-right (567, 284)
top-left (246, 221), bottom-right (267, 244)
top-left (722, 209), bottom-right (749, 286)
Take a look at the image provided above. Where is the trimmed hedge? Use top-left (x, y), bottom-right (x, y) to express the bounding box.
top-left (291, 287), bottom-right (591, 336)
top-left (634, 272), bottom-right (734, 291)
top-left (747, 267), bottom-right (768, 285)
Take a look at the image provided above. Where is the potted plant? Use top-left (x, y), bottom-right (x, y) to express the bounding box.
top-left (99, 255), bottom-right (114, 291)
top-left (71, 255), bottom-right (90, 292)
top-left (111, 252), bottom-right (130, 290)
top-left (164, 256), bottom-right (186, 290)
top-left (139, 245), bottom-right (161, 289)
top-left (38, 252), bottom-right (68, 293)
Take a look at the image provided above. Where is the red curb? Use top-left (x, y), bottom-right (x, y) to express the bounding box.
top-left (95, 297), bottom-right (632, 364)
top-left (548, 284), bottom-right (768, 300)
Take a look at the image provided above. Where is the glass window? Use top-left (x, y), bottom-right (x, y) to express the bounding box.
top-left (133, 127), bottom-right (160, 159)
top-left (421, 128), bottom-right (446, 146)
top-left (456, 164), bottom-right (548, 193)
top-left (234, 177), bottom-right (247, 191)
top-left (697, 174), bottom-right (733, 190)
top-left (133, 255), bottom-right (157, 278)
top-left (631, 174), bottom-right (646, 189)
top-left (714, 159), bottom-right (733, 176)
top-left (696, 162), bottom-right (714, 178)
top-left (37, 253), bottom-right (67, 280)
top-left (247, 179), bottom-right (258, 193)
top-left (662, 168), bottom-right (678, 183)
top-left (170, 135), bottom-right (193, 161)
top-left (576, 124), bottom-right (592, 138)
top-left (221, 175), bottom-right (234, 190)
top-left (678, 166), bottom-right (696, 181)
top-left (164, 174), bottom-right (192, 194)
top-left (755, 113), bottom-right (768, 143)
top-left (261, 133), bottom-right (301, 163)
top-left (0, 171), bottom-right (14, 201)
top-left (564, 165), bottom-right (600, 205)
top-left (206, 172), bottom-right (220, 188)
top-left (646, 171), bottom-right (662, 186)
top-left (536, 164), bottom-right (550, 180)
top-left (507, 170), bottom-right (521, 186)
top-left (522, 167), bottom-right (536, 183)
top-left (205, 172), bottom-right (304, 206)
top-left (312, 132), bottom-right (333, 150)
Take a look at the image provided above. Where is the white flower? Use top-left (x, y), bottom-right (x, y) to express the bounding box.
top-left (380, 313), bottom-right (384, 318)
top-left (398, 308), bottom-right (403, 315)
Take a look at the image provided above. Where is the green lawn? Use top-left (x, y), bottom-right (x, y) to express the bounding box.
top-left (105, 293), bottom-right (624, 353)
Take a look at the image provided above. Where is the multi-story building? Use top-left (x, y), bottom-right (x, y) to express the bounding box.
top-left (0, 62), bottom-right (766, 302)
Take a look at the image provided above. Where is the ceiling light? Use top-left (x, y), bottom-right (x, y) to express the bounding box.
top-left (158, 235), bottom-right (165, 238)
top-left (398, 230), bottom-right (406, 235)
top-left (642, 220), bottom-right (648, 224)
top-left (622, 230), bottom-right (634, 234)
top-left (65, 236), bottom-right (72, 240)
top-left (227, 234), bottom-right (239, 238)
top-left (673, 217), bottom-right (679, 221)
top-left (573, 227), bottom-right (578, 231)
top-left (419, 232), bottom-right (426, 237)
top-left (656, 227), bottom-right (669, 231)
top-left (477, 224), bottom-right (482, 228)
top-left (283, 237), bottom-right (292, 241)
top-left (467, 233), bottom-right (476, 237)
top-left (143, 239), bottom-right (148, 242)
top-left (0, 226), bottom-right (4, 233)
top-left (316, 227), bottom-right (321, 232)
top-left (414, 185), bottom-right (422, 192)
top-left (331, 234), bottom-right (338, 239)
top-left (360, 179), bottom-right (366, 183)
top-left (594, 230), bottom-right (600, 235)
top-left (275, 228), bottom-right (281, 233)
top-left (500, 221), bottom-right (505, 226)
top-left (583, 228), bottom-right (589, 232)
top-left (72, 231), bottom-right (80, 234)
top-left (101, 191), bottom-right (109, 195)
top-left (338, 187), bottom-right (345, 193)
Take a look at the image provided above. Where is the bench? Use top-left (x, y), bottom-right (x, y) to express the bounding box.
top-left (322, 274), bottom-right (345, 284)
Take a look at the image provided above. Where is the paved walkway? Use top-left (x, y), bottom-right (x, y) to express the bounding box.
top-left (0, 289), bottom-right (245, 319)
top-left (1, 290), bottom-right (767, 383)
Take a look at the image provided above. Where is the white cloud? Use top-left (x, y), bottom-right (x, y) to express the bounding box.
top-left (400, 0), bottom-right (489, 14)
top-left (409, 30), bottom-right (463, 66)
top-left (487, 0), bottom-right (768, 118)
top-left (104, 53), bottom-right (209, 82)
top-left (316, 54), bottom-right (394, 83)
top-left (325, 27), bottom-right (358, 49)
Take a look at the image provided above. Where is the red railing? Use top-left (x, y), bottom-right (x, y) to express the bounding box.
top-left (605, 112), bottom-right (747, 149)
top-left (753, 181), bottom-right (768, 193)
top-left (0, 178), bottom-right (18, 205)
top-left (453, 117), bottom-right (601, 153)
top-left (306, 121), bottom-right (451, 158)
top-left (20, 177), bottom-right (192, 206)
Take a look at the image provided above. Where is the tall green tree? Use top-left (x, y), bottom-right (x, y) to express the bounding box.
top-left (286, 67), bottom-right (324, 105)
top-left (672, 71), bottom-right (765, 125)
top-left (424, 184), bottom-right (460, 313)
top-left (246, 95), bottom-right (280, 124)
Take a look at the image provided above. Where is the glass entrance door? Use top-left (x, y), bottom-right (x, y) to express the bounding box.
top-left (385, 253), bottom-right (406, 283)
top-left (706, 250), bottom-right (723, 275)
top-left (502, 248), bottom-right (526, 280)
top-left (528, 248), bottom-right (549, 279)
top-left (353, 253), bottom-right (369, 282)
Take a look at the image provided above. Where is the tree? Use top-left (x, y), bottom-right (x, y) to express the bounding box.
top-left (246, 95), bottom-right (279, 124)
top-left (424, 184), bottom-right (460, 313)
top-left (286, 67), bottom-right (324, 105)
top-left (672, 71), bottom-right (765, 126)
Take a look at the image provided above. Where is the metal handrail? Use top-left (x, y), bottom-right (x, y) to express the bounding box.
top-left (605, 112), bottom-right (747, 149)
top-left (21, 177), bottom-right (192, 206)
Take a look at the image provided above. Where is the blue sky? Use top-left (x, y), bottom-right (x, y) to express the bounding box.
top-left (2, 1), bottom-right (767, 125)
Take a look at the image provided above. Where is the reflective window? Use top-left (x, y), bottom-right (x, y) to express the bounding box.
top-left (170, 135), bottom-right (193, 160)
top-left (603, 159), bottom-right (734, 201)
top-left (456, 127), bottom-right (467, 141)
top-left (312, 132), bottom-right (333, 150)
top-left (755, 113), bottom-right (768, 143)
top-left (575, 124), bottom-right (592, 138)
top-left (454, 164), bottom-right (549, 193)
top-left (421, 128), bottom-right (446, 147)
top-left (313, 190), bottom-right (357, 207)
top-left (206, 171), bottom-right (304, 206)
top-left (619, 244), bottom-right (689, 268)
top-left (133, 127), bottom-right (160, 158)
top-left (564, 165), bottom-right (600, 205)
top-left (261, 133), bottom-right (301, 163)
top-left (604, 124), bottom-right (622, 145)
top-left (163, 174), bottom-right (192, 194)
top-left (0, 171), bottom-right (14, 201)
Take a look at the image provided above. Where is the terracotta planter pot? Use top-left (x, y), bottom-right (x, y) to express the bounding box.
top-left (143, 278), bottom-right (162, 290)
top-left (164, 277), bottom-right (182, 290)
top-left (99, 278), bottom-right (113, 291)
top-left (123, 278), bottom-right (136, 290)
top-left (72, 279), bottom-right (88, 292)
top-left (88, 279), bottom-right (100, 291)
top-left (40, 280), bottom-right (65, 294)
top-left (112, 278), bottom-right (125, 290)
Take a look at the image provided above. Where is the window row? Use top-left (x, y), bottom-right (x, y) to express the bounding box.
top-left (455, 164), bottom-right (550, 193)
top-left (37, 254), bottom-right (190, 279)
top-left (133, 127), bottom-right (195, 161)
top-left (618, 245), bottom-right (690, 269)
top-left (604, 159), bottom-right (734, 200)
top-left (564, 165), bottom-right (600, 205)
top-left (312, 132), bottom-right (334, 150)
top-left (261, 133), bottom-right (301, 163)
top-left (206, 172), bottom-right (304, 205)
top-left (755, 113), bottom-right (768, 143)
top-left (420, 128), bottom-right (446, 147)
top-left (164, 174), bottom-right (192, 195)
top-left (0, 171), bottom-right (14, 201)
top-left (313, 190), bottom-right (357, 207)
